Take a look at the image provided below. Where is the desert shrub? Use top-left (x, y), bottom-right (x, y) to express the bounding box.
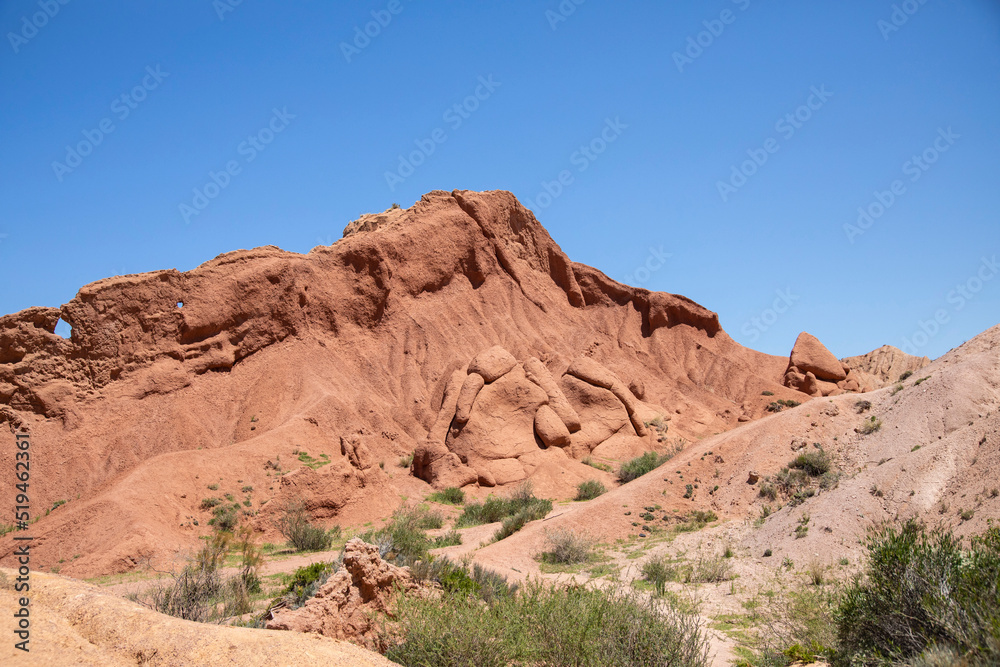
top-left (618, 450), bottom-right (672, 483)
top-left (766, 399), bottom-right (801, 413)
top-left (643, 553), bottom-right (680, 594)
top-left (789, 449), bottom-right (831, 477)
top-left (384, 580), bottom-right (710, 666)
top-left (428, 487), bottom-right (465, 505)
top-left (539, 529), bottom-right (595, 565)
top-left (209, 504), bottom-right (240, 532)
top-left (683, 556), bottom-right (732, 583)
top-left (762, 390), bottom-right (775, 396)
top-left (899, 370), bottom-right (913, 381)
top-left (432, 530), bottom-right (462, 548)
top-left (835, 520), bottom-right (1000, 666)
top-left (200, 497), bottom-right (223, 509)
top-left (858, 416), bottom-right (883, 435)
top-left (673, 510), bottom-right (718, 533)
top-left (891, 383), bottom-right (904, 396)
top-left (759, 483), bottom-right (778, 501)
top-left (277, 561), bottom-right (335, 609)
top-left (409, 557), bottom-right (516, 604)
top-left (575, 479), bottom-right (607, 501)
top-left (398, 452), bottom-right (414, 468)
top-left (361, 505), bottom-right (443, 563)
top-left (133, 530), bottom-right (263, 623)
top-left (456, 482), bottom-right (552, 530)
top-left (277, 500), bottom-right (339, 552)
top-left (855, 400), bottom-right (872, 414)
top-left (743, 585), bottom-right (838, 667)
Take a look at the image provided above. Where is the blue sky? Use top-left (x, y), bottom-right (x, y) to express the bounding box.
top-left (2, 0), bottom-right (998, 360)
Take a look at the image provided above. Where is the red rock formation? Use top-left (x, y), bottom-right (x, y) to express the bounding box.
top-left (0, 189), bottom-right (793, 577)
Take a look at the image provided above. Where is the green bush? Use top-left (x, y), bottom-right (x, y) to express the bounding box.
top-left (384, 580), bottom-right (710, 666)
top-left (428, 487), bottom-right (465, 505)
top-left (618, 450), bottom-right (672, 484)
top-left (277, 500), bottom-right (339, 552)
top-left (209, 504), bottom-right (240, 532)
top-left (575, 479), bottom-right (607, 501)
top-left (278, 561), bottom-right (335, 608)
top-left (767, 399), bottom-right (801, 413)
top-left (200, 497), bottom-right (223, 510)
top-left (432, 530), bottom-right (462, 548)
top-left (642, 553), bottom-right (679, 594)
top-left (789, 449), bottom-right (832, 476)
top-left (361, 505), bottom-right (443, 563)
top-left (835, 520), bottom-right (1000, 666)
top-left (456, 483), bottom-right (552, 531)
top-left (898, 370), bottom-right (913, 381)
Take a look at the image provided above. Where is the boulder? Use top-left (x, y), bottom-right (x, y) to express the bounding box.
top-left (454, 372), bottom-right (485, 423)
top-left (468, 346), bottom-right (517, 383)
top-left (524, 357), bottom-right (582, 432)
top-left (789, 332), bottom-right (847, 381)
top-left (484, 458), bottom-right (526, 485)
top-left (534, 404), bottom-right (571, 447)
top-left (566, 357), bottom-right (616, 389)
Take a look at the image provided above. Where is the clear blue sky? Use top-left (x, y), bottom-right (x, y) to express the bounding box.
top-left (3, 1), bottom-right (998, 360)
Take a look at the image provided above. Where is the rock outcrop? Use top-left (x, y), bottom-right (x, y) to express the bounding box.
top-left (413, 347), bottom-right (671, 488)
top-left (783, 332), bottom-right (859, 397)
top-left (841, 344), bottom-right (931, 390)
top-left (267, 539), bottom-right (419, 648)
top-left (0, 189), bottom-right (796, 577)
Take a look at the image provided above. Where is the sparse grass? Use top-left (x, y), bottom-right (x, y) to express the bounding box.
top-left (761, 390), bottom-right (774, 396)
top-left (428, 487), bottom-right (465, 505)
top-left (855, 399), bottom-right (872, 414)
top-left (672, 510), bottom-right (718, 533)
top-left (914, 375), bottom-right (930, 385)
top-left (766, 399), bottom-right (801, 413)
top-left (575, 479), bottom-right (607, 501)
top-left (360, 505), bottom-right (444, 564)
top-left (296, 451), bottom-right (331, 470)
top-left (619, 450), bottom-right (675, 483)
top-left (398, 452), bottom-right (414, 468)
top-left (581, 456), bottom-right (612, 473)
top-left (858, 415), bottom-right (882, 435)
top-left (808, 560), bottom-right (825, 586)
top-left (207, 484), bottom-right (219, 491)
top-left (891, 383), bottom-right (904, 396)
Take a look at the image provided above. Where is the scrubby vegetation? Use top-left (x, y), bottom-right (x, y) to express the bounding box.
top-left (277, 499), bottom-right (341, 552)
top-left (428, 487), bottom-right (465, 505)
top-left (766, 399), bottom-right (801, 413)
top-left (788, 448), bottom-right (831, 477)
top-left (575, 479), bottom-right (607, 500)
top-left (455, 483), bottom-right (552, 541)
top-left (581, 456), bottom-right (612, 472)
top-left (383, 579), bottom-right (710, 666)
top-left (131, 528), bottom-right (263, 623)
top-left (618, 449), bottom-right (675, 483)
top-left (361, 504), bottom-right (444, 563)
top-left (538, 529), bottom-right (595, 565)
top-left (835, 520), bottom-right (1000, 666)
top-left (858, 415), bottom-right (882, 435)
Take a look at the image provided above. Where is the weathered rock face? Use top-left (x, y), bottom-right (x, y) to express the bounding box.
top-left (266, 539), bottom-right (418, 648)
top-left (0, 189), bottom-right (796, 577)
top-left (414, 348), bottom-right (670, 488)
top-left (841, 345), bottom-right (931, 390)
